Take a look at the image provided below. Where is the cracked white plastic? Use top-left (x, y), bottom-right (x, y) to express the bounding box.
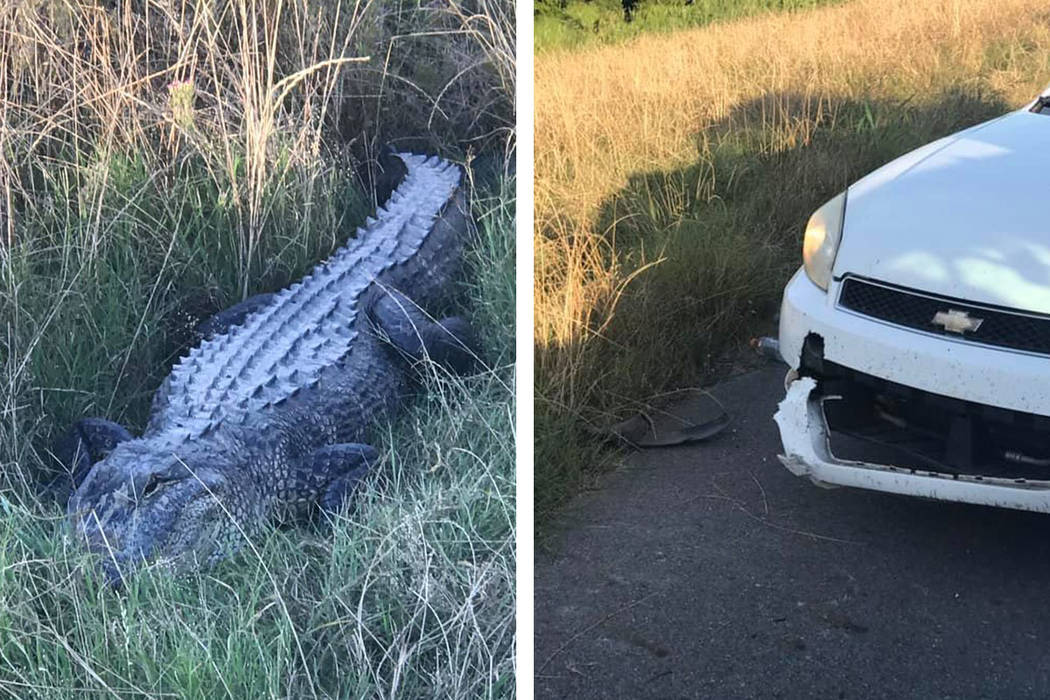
top-left (774, 375), bottom-right (1050, 513)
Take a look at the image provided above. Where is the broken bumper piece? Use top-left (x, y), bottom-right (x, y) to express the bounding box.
top-left (774, 376), bottom-right (1050, 513)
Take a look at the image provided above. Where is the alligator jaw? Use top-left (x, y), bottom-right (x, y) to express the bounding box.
top-left (66, 438), bottom-right (238, 584)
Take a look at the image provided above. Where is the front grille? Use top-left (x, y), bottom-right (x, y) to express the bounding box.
top-left (838, 277), bottom-right (1050, 356)
top-left (802, 344), bottom-right (1050, 481)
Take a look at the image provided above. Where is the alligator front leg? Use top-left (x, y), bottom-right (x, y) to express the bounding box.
top-left (370, 290), bottom-right (479, 374)
top-left (293, 443), bottom-right (377, 514)
top-left (49, 418), bottom-right (134, 501)
top-left (196, 292), bottom-right (275, 339)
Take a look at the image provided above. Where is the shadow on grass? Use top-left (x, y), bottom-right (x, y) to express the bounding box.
top-left (536, 86), bottom-right (1013, 522)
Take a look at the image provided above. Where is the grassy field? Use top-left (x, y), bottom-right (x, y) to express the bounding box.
top-left (535, 0), bottom-right (843, 52)
top-left (535, 0), bottom-right (1050, 520)
top-left (0, 0), bottom-right (514, 697)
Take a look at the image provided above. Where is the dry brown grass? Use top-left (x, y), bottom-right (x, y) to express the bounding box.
top-left (0, 0), bottom-right (512, 276)
top-left (535, 0), bottom-right (1050, 513)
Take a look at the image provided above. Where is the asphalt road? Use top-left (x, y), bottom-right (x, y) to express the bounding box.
top-left (535, 365), bottom-right (1050, 699)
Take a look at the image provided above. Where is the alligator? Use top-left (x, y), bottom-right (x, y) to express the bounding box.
top-left (60, 152), bottom-right (476, 586)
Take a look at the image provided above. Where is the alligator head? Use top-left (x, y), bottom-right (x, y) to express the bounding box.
top-left (66, 438), bottom-right (248, 586)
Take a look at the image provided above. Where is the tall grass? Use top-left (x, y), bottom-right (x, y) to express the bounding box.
top-left (0, 0), bottom-right (515, 696)
top-left (535, 0), bottom-right (1050, 518)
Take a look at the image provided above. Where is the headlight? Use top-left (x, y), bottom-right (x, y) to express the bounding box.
top-left (802, 191), bottom-right (846, 291)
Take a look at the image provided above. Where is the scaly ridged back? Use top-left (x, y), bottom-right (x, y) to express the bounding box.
top-left (146, 154), bottom-right (462, 437)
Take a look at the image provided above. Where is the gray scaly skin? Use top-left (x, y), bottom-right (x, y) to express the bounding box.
top-left (63, 153), bottom-right (475, 585)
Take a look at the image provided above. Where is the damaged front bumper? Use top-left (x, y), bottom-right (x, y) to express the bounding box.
top-left (774, 375), bottom-right (1050, 513)
top-left (773, 266), bottom-right (1050, 512)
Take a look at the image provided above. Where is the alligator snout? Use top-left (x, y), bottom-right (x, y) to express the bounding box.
top-left (67, 513), bottom-right (130, 587)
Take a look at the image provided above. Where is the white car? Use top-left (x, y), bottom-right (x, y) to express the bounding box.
top-left (774, 85), bottom-right (1050, 512)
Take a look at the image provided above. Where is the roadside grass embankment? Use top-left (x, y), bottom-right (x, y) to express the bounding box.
top-left (0, 0), bottom-right (515, 697)
top-left (535, 0), bottom-right (1050, 521)
top-left (535, 0), bottom-right (844, 53)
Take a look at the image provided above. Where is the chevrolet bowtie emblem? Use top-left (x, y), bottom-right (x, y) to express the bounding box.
top-left (931, 309), bottom-right (984, 334)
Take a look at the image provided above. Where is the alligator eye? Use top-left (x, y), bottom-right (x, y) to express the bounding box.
top-left (142, 474), bottom-right (164, 497)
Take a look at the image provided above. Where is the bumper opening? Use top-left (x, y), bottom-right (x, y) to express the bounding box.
top-left (799, 334), bottom-right (1050, 481)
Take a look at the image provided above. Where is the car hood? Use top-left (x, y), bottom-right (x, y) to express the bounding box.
top-left (832, 109), bottom-right (1050, 314)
